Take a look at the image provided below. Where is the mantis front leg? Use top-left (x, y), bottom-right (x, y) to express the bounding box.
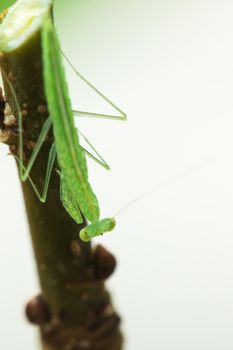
top-left (60, 172), bottom-right (83, 224)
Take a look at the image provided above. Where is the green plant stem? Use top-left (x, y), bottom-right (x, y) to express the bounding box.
top-left (0, 8), bottom-right (123, 350)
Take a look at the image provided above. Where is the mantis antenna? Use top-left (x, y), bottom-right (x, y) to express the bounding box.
top-left (79, 160), bottom-right (213, 242)
top-left (114, 160), bottom-right (212, 218)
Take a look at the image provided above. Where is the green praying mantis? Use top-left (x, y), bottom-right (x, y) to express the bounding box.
top-left (0, 0), bottom-right (215, 253)
top-left (4, 14), bottom-right (127, 242)
top-left (1, 11), bottom-right (212, 243)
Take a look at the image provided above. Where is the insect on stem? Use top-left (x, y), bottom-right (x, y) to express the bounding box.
top-left (1, 13), bottom-right (128, 242)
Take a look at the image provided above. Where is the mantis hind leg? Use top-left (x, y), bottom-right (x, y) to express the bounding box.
top-left (62, 51), bottom-right (127, 121)
top-left (2, 68), bottom-right (55, 202)
top-left (73, 110), bottom-right (127, 121)
top-left (16, 142), bottom-right (56, 203)
top-left (2, 68), bottom-right (53, 182)
top-left (17, 114), bottom-right (54, 202)
top-left (19, 117), bottom-right (52, 181)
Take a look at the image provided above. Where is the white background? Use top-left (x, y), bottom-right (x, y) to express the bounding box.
top-left (1, 0), bottom-right (233, 349)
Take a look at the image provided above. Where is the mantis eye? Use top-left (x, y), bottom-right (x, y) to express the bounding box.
top-left (79, 228), bottom-right (90, 243)
top-left (109, 218), bottom-right (116, 231)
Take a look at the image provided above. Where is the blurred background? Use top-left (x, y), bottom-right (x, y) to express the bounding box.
top-left (1, 0), bottom-right (233, 349)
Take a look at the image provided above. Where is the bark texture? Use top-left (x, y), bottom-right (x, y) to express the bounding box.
top-left (0, 9), bottom-right (123, 350)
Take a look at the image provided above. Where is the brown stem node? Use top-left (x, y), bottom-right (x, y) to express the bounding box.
top-left (25, 294), bottom-right (51, 325)
top-left (93, 245), bottom-right (117, 280)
